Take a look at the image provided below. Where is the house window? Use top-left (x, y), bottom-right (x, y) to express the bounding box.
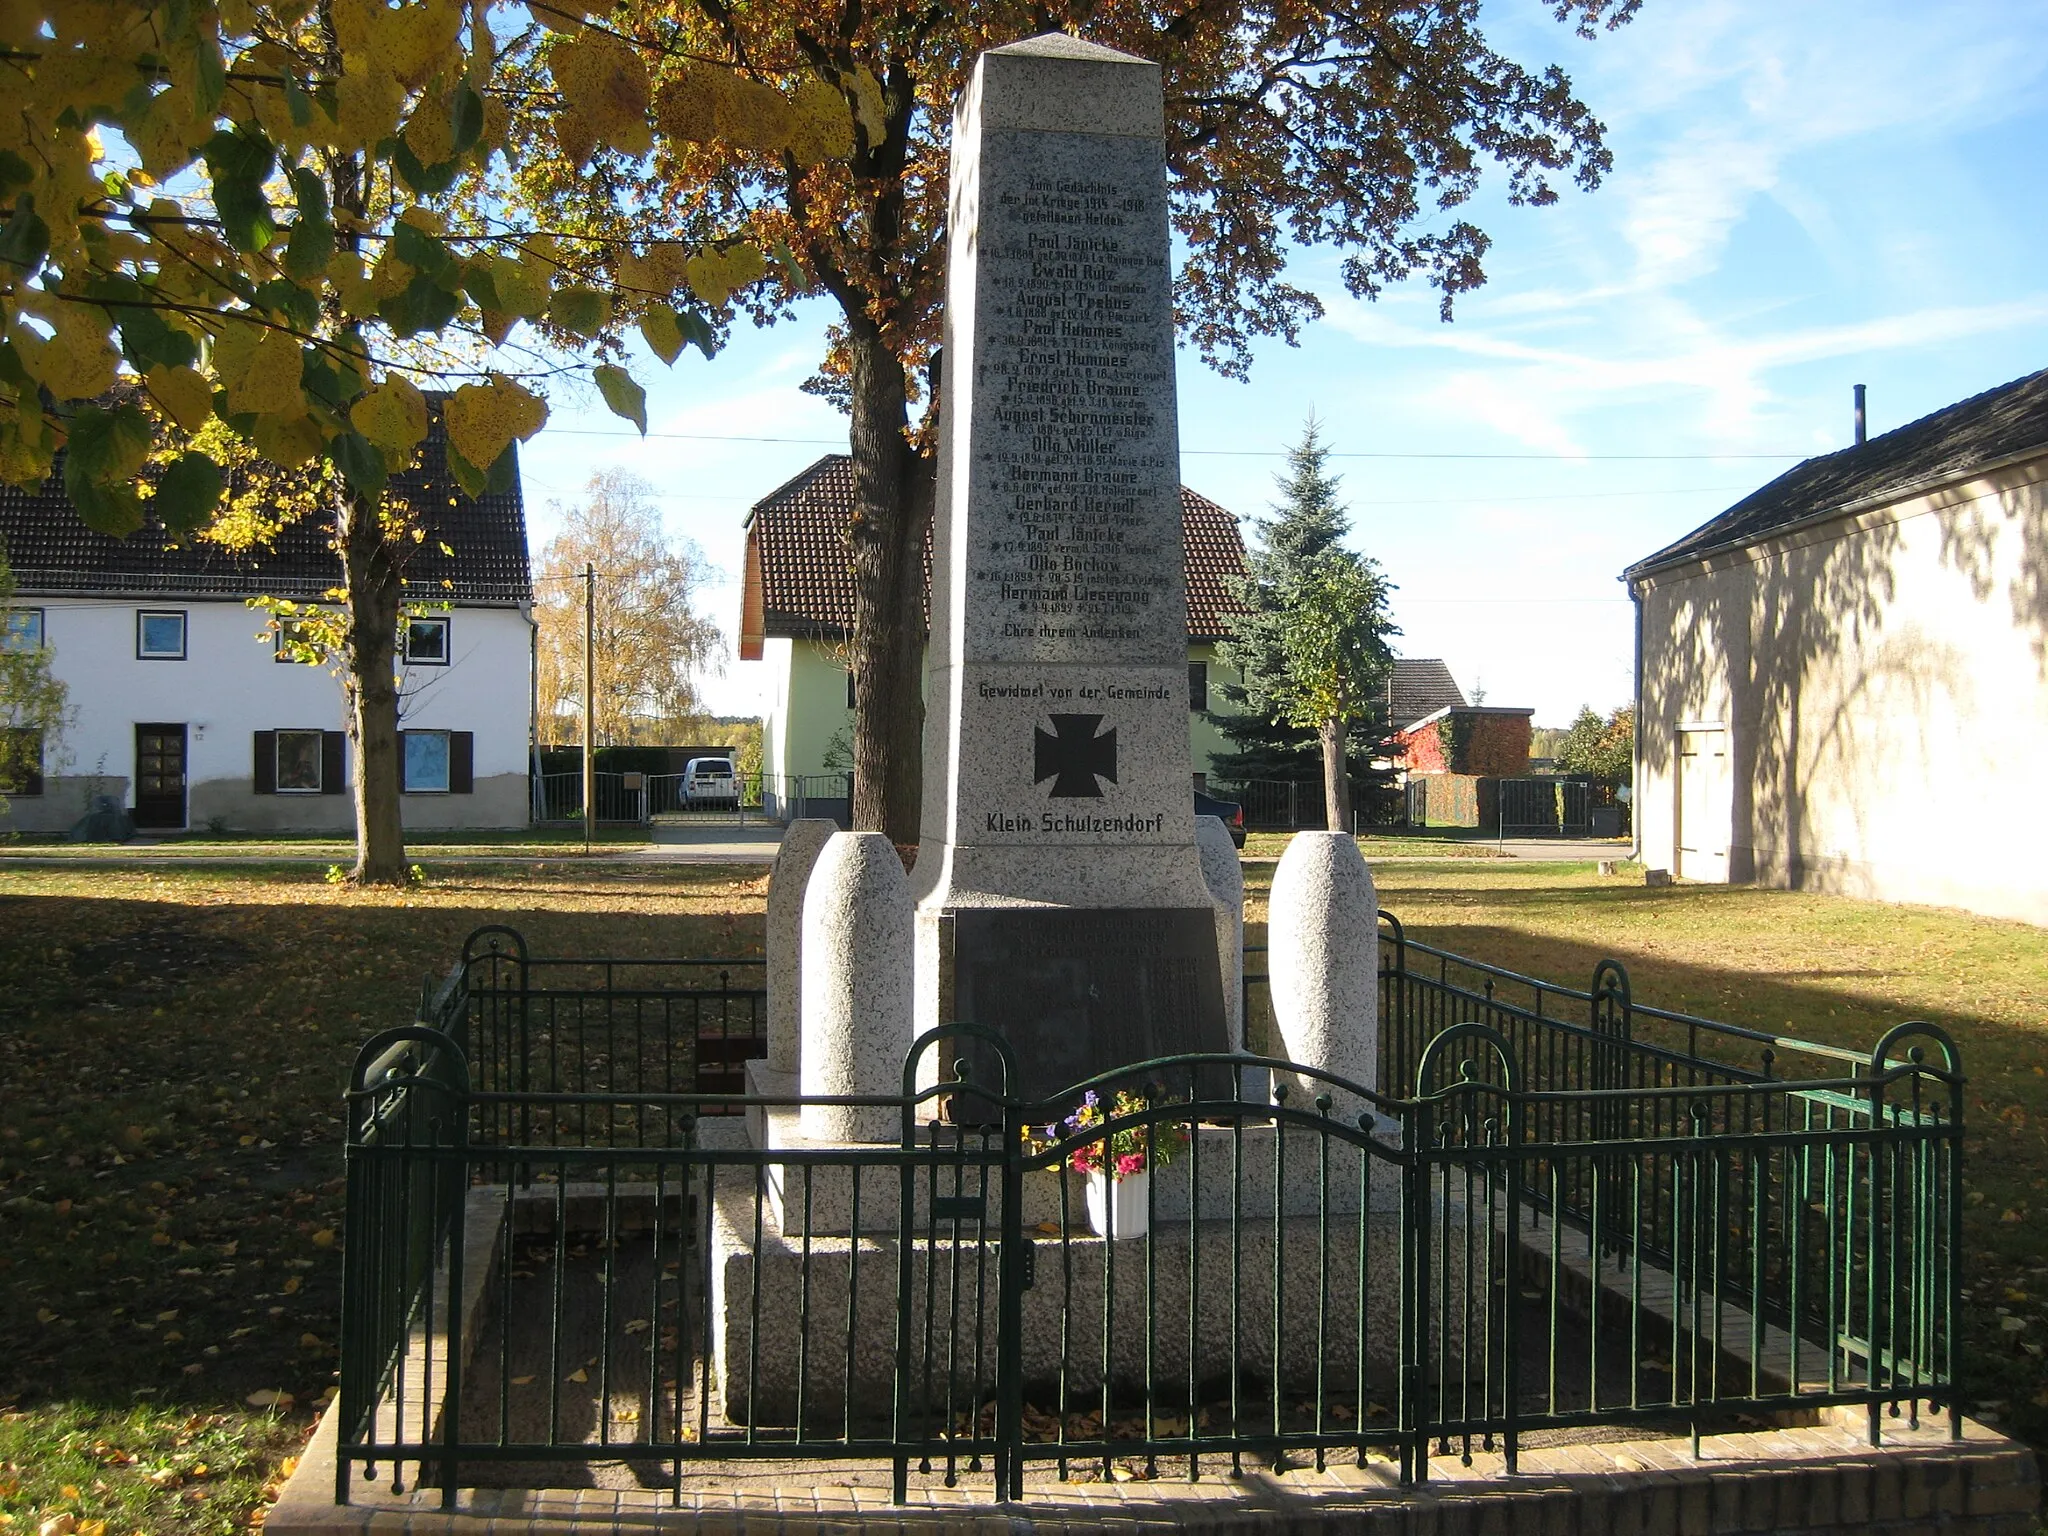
top-left (274, 613), bottom-right (327, 662)
top-left (275, 729), bottom-right (325, 792)
top-left (137, 610), bottom-right (187, 660)
top-left (404, 615), bottom-right (450, 665)
top-left (2, 609), bottom-right (43, 653)
top-left (1188, 661), bottom-right (1207, 712)
top-left (253, 730), bottom-right (345, 795)
top-left (400, 730), bottom-right (473, 794)
top-left (845, 669), bottom-right (856, 710)
top-left (404, 730), bottom-right (451, 792)
top-left (0, 728), bottom-right (43, 796)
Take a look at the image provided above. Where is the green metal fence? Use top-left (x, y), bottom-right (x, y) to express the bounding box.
top-left (339, 925), bottom-right (1963, 1507)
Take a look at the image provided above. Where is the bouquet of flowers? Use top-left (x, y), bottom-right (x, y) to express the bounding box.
top-left (1047, 1089), bottom-right (1189, 1184)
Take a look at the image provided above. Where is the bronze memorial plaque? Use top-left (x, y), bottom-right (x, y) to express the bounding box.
top-left (941, 907), bottom-right (1231, 1116)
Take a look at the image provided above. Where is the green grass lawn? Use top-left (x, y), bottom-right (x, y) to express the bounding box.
top-left (0, 858), bottom-right (2043, 1530)
top-left (0, 864), bottom-right (765, 1532)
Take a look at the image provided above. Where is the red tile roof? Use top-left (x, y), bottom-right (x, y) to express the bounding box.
top-left (739, 455), bottom-right (1246, 657)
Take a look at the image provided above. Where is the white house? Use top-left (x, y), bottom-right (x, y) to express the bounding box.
top-left (0, 417), bottom-right (534, 834)
top-left (1625, 365), bottom-right (2048, 924)
top-left (735, 455), bottom-right (1248, 820)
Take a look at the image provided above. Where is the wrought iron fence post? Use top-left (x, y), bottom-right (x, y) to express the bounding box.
top-left (1864, 1057), bottom-right (1887, 1448)
top-left (1403, 1093), bottom-right (1430, 1485)
top-left (440, 1071), bottom-right (468, 1508)
top-left (1499, 1071), bottom-right (1522, 1476)
top-left (893, 1077), bottom-right (918, 1504)
top-left (1946, 1048), bottom-right (1965, 1440)
top-left (997, 1101), bottom-right (1026, 1498)
top-left (1590, 960), bottom-right (1632, 1258)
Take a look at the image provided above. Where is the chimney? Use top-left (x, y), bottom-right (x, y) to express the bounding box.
top-left (1854, 383), bottom-right (1867, 446)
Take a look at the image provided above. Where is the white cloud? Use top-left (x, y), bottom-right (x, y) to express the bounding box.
top-left (1321, 289), bottom-right (2048, 454)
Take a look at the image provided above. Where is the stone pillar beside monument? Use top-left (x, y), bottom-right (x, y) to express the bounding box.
top-left (1268, 831), bottom-right (1380, 1119)
top-left (743, 829), bottom-right (914, 1236)
top-left (745, 818), bottom-right (838, 1147)
top-left (909, 33), bottom-right (1235, 1113)
top-left (1195, 813), bottom-right (1247, 1052)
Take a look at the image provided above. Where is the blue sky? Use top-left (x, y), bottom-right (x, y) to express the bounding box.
top-left (515, 0), bottom-right (2048, 725)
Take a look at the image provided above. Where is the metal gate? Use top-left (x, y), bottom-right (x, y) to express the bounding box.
top-left (1496, 777), bottom-right (1591, 838)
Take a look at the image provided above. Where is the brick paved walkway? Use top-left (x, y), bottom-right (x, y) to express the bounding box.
top-left (273, 1406), bottom-right (2038, 1535)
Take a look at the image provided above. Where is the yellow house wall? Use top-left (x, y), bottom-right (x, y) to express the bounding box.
top-left (758, 637), bottom-right (855, 786)
top-left (1634, 451), bottom-right (2048, 925)
top-left (1189, 641), bottom-right (1243, 784)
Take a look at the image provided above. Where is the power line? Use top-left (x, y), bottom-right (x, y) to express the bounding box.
top-left (1397, 596), bottom-right (1631, 605)
top-left (1350, 484), bottom-right (1749, 508)
top-left (537, 426), bottom-right (1810, 462)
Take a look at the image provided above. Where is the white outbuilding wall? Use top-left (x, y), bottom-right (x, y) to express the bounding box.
top-left (4, 595), bottom-right (532, 833)
top-left (1633, 449), bottom-right (2048, 926)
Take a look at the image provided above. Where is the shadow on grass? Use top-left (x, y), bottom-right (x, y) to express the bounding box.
top-left (1265, 899), bottom-right (2048, 1457)
top-left (7, 869), bottom-right (2048, 1492)
top-left (0, 887), bottom-right (767, 1421)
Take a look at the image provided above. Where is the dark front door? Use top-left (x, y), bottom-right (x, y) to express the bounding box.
top-left (134, 723), bottom-right (187, 829)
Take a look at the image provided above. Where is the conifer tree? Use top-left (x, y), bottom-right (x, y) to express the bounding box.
top-left (1213, 420), bottom-right (1398, 831)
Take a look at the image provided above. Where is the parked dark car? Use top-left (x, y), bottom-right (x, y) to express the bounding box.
top-left (1194, 788), bottom-right (1247, 849)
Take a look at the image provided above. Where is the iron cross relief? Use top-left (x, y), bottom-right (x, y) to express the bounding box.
top-left (1033, 714), bottom-right (1118, 798)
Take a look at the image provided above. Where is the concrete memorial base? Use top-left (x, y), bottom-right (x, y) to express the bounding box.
top-left (744, 1058), bottom-right (1398, 1238)
top-left (705, 1181), bottom-right (1434, 1425)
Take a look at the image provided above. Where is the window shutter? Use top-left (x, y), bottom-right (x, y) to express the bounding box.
top-left (321, 731), bottom-right (346, 795)
top-left (253, 731), bottom-right (276, 794)
top-left (450, 732), bottom-right (474, 794)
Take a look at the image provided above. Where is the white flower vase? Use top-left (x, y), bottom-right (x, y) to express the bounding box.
top-left (1086, 1168), bottom-right (1150, 1239)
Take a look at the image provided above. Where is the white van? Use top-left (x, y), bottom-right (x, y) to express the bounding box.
top-left (682, 756), bottom-right (738, 806)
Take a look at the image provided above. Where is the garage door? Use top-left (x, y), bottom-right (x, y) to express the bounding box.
top-left (1675, 726), bottom-right (1729, 882)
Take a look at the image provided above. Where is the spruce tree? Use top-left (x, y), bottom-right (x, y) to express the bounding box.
top-left (1211, 420), bottom-right (1400, 829)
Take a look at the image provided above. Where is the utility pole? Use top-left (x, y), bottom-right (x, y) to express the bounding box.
top-left (582, 561), bottom-right (595, 856)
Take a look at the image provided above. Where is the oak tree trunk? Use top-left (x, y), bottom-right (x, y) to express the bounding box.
top-left (1320, 716), bottom-right (1353, 835)
top-left (340, 485), bottom-right (408, 884)
top-left (844, 325), bottom-right (931, 845)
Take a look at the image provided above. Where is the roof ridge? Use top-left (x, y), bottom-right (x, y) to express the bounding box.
top-left (749, 453), bottom-right (851, 515)
top-left (1628, 364), bottom-right (2048, 577)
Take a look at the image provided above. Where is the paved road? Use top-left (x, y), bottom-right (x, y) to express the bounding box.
top-left (1488, 837), bottom-right (1634, 862)
top-left (0, 824), bottom-right (788, 867)
top-left (637, 824), bottom-right (786, 862)
top-left (0, 827), bottom-right (1625, 868)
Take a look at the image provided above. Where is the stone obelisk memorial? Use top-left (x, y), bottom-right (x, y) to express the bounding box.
top-left (723, 37), bottom-right (1396, 1415)
top-left (910, 34), bottom-right (1234, 1107)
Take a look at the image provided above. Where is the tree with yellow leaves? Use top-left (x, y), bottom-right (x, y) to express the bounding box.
top-left (534, 469), bottom-right (724, 747)
top-left (499, 1), bottom-right (1640, 845)
top-left (0, 0), bottom-right (847, 880)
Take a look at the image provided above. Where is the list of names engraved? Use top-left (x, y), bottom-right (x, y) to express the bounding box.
top-left (967, 132), bottom-right (1185, 664)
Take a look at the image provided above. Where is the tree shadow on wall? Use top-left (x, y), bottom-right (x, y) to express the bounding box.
top-left (1639, 465), bottom-right (2047, 890)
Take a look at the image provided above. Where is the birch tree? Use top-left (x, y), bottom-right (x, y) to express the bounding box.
top-left (534, 469), bottom-right (724, 745)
